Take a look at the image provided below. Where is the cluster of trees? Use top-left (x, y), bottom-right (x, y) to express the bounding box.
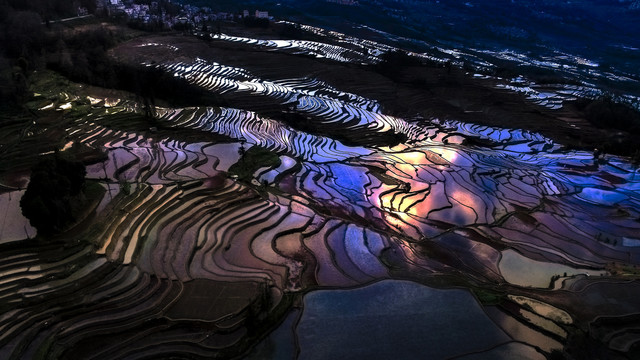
top-left (229, 146), bottom-right (281, 183)
top-left (49, 27), bottom-right (122, 87)
top-left (0, 4), bottom-right (176, 105)
top-left (0, 0), bottom-right (192, 108)
top-left (577, 97), bottom-right (640, 135)
top-left (0, 4), bottom-right (44, 106)
top-left (1, 0), bottom-right (96, 22)
top-left (20, 155), bottom-right (87, 236)
top-left (573, 96), bottom-right (640, 159)
top-left (375, 50), bottom-right (433, 78)
top-left (0, 1), bottom-right (102, 106)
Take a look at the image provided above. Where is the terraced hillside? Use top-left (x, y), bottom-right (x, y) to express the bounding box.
top-left (2, 23), bottom-right (640, 359)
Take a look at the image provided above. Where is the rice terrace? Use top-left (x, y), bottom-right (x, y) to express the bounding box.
top-left (2, 0), bottom-right (640, 359)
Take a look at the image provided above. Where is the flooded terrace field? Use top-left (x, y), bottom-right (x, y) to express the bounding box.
top-left (2, 23), bottom-right (640, 359)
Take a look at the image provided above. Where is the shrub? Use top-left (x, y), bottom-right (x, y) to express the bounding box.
top-left (20, 155), bottom-right (86, 236)
top-left (578, 97), bottom-right (640, 134)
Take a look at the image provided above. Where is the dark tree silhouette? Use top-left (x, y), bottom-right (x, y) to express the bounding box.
top-left (2, 11), bottom-right (45, 60)
top-left (20, 155), bottom-right (87, 236)
top-left (579, 97), bottom-right (640, 134)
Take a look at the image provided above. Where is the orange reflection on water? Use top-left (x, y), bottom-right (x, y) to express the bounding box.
top-left (383, 211), bottom-right (422, 240)
top-left (449, 185), bottom-right (486, 223)
top-left (395, 151), bottom-right (429, 165)
top-left (433, 147), bottom-right (459, 164)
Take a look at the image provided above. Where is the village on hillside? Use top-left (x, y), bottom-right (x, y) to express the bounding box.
top-left (91, 0), bottom-right (272, 30)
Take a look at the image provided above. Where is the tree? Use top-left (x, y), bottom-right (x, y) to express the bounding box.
top-left (375, 50), bottom-right (422, 77)
top-left (2, 11), bottom-right (45, 61)
top-left (20, 155), bottom-right (87, 236)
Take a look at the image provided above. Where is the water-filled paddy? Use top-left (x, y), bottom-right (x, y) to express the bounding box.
top-left (296, 280), bottom-right (511, 359)
top-left (499, 249), bottom-right (607, 288)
